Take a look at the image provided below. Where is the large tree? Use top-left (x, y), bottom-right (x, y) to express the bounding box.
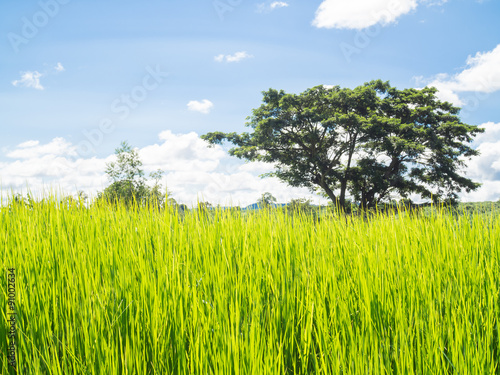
top-left (201, 81), bottom-right (484, 209)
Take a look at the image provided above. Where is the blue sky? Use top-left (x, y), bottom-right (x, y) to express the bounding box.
top-left (1, 0), bottom-right (500, 205)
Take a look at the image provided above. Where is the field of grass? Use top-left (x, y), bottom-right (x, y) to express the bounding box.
top-left (1, 196), bottom-right (499, 374)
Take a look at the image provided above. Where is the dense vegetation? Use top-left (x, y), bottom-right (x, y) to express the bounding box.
top-left (2, 197), bottom-right (499, 374)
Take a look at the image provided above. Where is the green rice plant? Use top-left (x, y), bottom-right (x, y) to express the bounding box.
top-left (1, 193), bottom-right (499, 374)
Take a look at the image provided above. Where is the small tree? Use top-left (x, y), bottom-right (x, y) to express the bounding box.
top-left (287, 198), bottom-right (312, 212)
top-left (8, 193), bottom-right (29, 212)
top-left (257, 192), bottom-right (277, 208)
top-left (197, 201), bottom-right (212, 211)
top-left (99, 141), bottom-right (147, 205)
top-left (77, 190), bottom-right (88, 203)
top-left (98, 141), bottom-right (170, 207)
top-left (148, 169), bottom-right (166, 207)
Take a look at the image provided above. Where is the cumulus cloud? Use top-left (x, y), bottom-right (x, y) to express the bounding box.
top-left (137, 131), bottom-right (291, 205)
top-left (214, 51), bottom-right (253, 63)
top-left (422, 44), bottom-right (500, 105)
top-left (460, 122), bottom-right (500, 202)
top-left (6, 138), bottom-right (77, 160)
top-left (12, 71), bottom-right (44, 90)
top-left (3, 129), bottom-right (498, 206)
top-left (17, 140), bottom-right (40, 148)
top-left (0, 132), bottom-right (328, 207)
top-left (312, 0), bottom-right (449, 29)
top-left (187, 99), bottom-right (214, 114)
top-left (0, 139), bottom-right (108, 200)
top-left (140, 131), bottom-right (226, 172)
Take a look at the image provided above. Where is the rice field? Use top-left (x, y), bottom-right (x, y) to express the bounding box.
top-left (1, 196), bottom-right (499, 374)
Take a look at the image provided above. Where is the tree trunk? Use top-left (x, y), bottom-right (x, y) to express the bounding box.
top-left (365, 191), bottom-right (376, 209)
top-left (340, 133), bottom-right (357, 210)
top-left (318, 178), bottom-right (339, 210)
top-left (339, 179), bottom-right (347, 209)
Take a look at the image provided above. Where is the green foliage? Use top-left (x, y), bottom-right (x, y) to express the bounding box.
top-left (195, 201), bottom-right (214, 218)
top-left (97, 141), bottom-right (169, 207)
top-left (197, 201), bottom-right (212, 210)
top-left (2, 195), bottom-right (499, 373)
top-left (453, 200), bottom-right (500, 217)
top-left (285, 197), bottom-right (314, 215)
top-left (9, 193), bottom-right (30, 208)
top-left (284, 198), bottom-right (324, 222)
top-left (77, 190), bottom-right (88, 203)
top-left (257, 192), bottom-right (277, 208)
top-left (148, 168), bottom-right (166, 207)
top-left (202, 81), bottom-right (484, 209)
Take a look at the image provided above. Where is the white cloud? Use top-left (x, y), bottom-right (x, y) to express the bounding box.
top-left (12, 71), bottom-right (44, 90)
top-left (312, 0), bottom-right (442, 29)
top-left (226, 51), bottom-right (253, 63)
top-left (460, 122), bottom-right (500, 202)
top-left (423, 44), bottom-right (500, 105)
top-left (138, 131), bottom-right (324, 205)
top-left (6, 138), bottom-right (77, 160)
top-left (214, 51), bottom-right (253, 63)
top-left (12, 63), bottom-right (65, 91)
top-left (17, 140), bottom-right (40, 148)
top-left (0, 139), bottom-right (108, 200)
top-left (257, 1), bottom-right (289, 13)
top-left (140, 131), bottom-right (225, 172)
top-left (187, 99), bottom-right (214, 114)
top-left (270, 2), bottom-right (289, 9)
top-left (3, 128), bottom-right (498, 206)
top-left (0, 132), bottom-right (328, 207)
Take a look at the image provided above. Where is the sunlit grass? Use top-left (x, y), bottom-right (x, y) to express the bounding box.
top-left (1, 195), bottom-right (499, 374)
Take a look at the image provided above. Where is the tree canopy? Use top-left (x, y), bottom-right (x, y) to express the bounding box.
top-left (201, 80), bottom-right (484, 209)
top-left (98, 141), bottom-right (171, 207)
top-left (257, 192), bottom-right (277, 208)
